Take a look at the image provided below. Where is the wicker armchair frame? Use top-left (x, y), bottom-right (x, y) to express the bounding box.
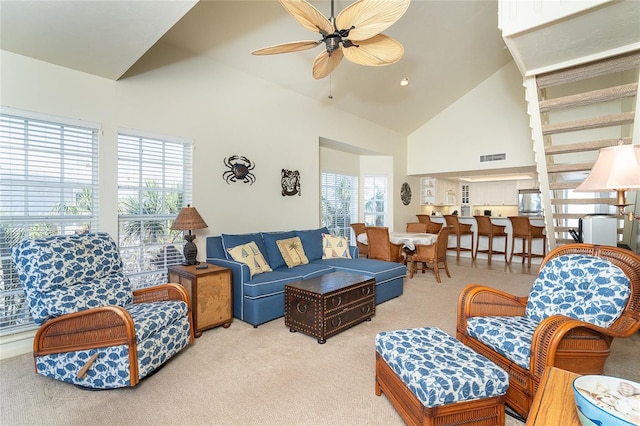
top-left (33, 283), bottom-right (194, 387)
top-left (456, 244), bottom-right (640, 418)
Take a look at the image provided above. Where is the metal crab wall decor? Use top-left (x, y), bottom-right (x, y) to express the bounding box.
top-left (281, 169), bottom-right (301, 196)
top-left (223, 155), bottom-right (256, 185)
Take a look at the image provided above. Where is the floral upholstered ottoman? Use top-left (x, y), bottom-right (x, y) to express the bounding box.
top-left (375, 327), bottom-right (509, 426)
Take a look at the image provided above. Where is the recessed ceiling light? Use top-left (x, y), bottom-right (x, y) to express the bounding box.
top-left (400, 78), bottom-right (409, 87)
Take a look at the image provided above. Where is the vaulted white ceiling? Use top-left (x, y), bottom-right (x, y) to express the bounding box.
top-left (3, 1), bottom-right (637, 136)
top-left (0, 0), bottom-right (514, 135)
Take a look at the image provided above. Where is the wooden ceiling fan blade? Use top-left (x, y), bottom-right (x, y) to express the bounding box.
top-left (312, 49), bottom-right (344, 79)
top-left (342, 34), bottom-right (404, 66)
top-left (336, 0), bottom-right (410, 41)
top-left (279, 0), bottom-right (334, 35)
top-left (252, 40), bottom-right (321, 55)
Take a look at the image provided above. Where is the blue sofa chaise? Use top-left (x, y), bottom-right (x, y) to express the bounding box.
top-left (206, 227), bottom-right (406, 327)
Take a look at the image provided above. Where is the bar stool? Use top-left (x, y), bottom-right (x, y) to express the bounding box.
top-left (508, 216), bottom-right (547, 268)
top-left (416, 214), bottom-right (443, 233)
top-left (444, 215), bottom-right (474, 260)
top-left (473, 216), bottom-right (507, 264)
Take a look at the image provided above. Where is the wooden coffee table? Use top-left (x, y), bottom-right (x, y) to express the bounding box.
top-left (285, 271), bottom-right (375, 343)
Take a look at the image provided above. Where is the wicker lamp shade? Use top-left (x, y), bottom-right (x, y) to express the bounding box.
top-left (171, 205), bottom-right (208, 231)
top-left (171, 205), bottom-right (208, 265)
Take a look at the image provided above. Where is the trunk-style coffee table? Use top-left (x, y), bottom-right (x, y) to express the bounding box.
top-left (285, 271), bottom-right (375, 343)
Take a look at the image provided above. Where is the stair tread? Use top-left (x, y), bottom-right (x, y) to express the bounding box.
top-left (542, 112), bottom-right (635, 135)
top-left (545, 137), bottom-right (632, 155)
top-left (546, 162), bottom-right (593, 173)
top-left (536, 51), bottom-right (640, 88)
top-left (539, 83), bottom-right (637, 113)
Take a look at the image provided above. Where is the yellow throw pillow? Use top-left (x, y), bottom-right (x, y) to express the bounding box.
top-left (322, 233), bottom-right (352, 259)
top-left (276, 237), bottom-right (309, 268)
top-left (227, 241), bottom-right (272, 277)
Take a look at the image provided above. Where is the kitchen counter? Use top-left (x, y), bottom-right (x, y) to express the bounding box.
top-left (453, 216), bottom-right (544, 220)
top-left (428, 216), bottom-right (546, 264)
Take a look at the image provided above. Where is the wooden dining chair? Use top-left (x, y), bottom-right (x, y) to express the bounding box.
top-left (406, 222), bottom-right (428, 233)
top-left (416, 214), bottom-right (443, 233)
top-left (364, 226), bottom-right (404, 263)
top-left (407, 227), bottom-right (451, 282)
top-left (350, 222), bottom-right (368, 258)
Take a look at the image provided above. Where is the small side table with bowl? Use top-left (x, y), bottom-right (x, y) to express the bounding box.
top-left (527, 367), bottom-right (640, 426)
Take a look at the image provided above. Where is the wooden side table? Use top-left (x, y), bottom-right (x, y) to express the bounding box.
top-left (526, 367), bottom-right (581, 426)
top-left (168, 264), bottom-right (232, 337)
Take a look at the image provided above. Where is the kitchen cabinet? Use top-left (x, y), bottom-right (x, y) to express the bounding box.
top-left (461, 184), bottom-right (470, 205)
top-left (437, 180), bottom-right (458, 205)
top-left (420, 177), bottom-right (437, 205)
top-left (516, 179), bottom-right (538, 190)
top-left (421, 178), bottom-right (459, 205)
top-left (470, 181), bottom-right (517, 205)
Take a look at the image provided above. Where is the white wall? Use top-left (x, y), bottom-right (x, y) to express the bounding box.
top-left (0, 44), bottom-right (408, 357)
top-left (407, 61), bottom-right (534, 175)
top-left (319, 147), bottom-right (360, 176)
top-left (319, 146), bottom-right (421, 232)
top-left (0, 43), bottom-right (406, 252)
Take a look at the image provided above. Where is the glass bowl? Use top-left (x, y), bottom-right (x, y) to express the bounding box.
top-left (573, 375), bottom-right (640, 426)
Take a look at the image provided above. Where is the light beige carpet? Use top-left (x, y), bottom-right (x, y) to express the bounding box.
top-left (1, 259), bottom-right (638, 426)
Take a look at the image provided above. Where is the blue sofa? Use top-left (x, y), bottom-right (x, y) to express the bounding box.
top-left (206, 227), bottom-right (406, 327)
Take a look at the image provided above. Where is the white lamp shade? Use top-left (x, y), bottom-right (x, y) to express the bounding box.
top-left (575, 144), bottom-right (640, 192)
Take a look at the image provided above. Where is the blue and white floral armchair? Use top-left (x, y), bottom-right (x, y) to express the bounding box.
top-left (11, 232), bottom-right (194, 389)
top-left (457, 243), bottom-right (640, 419)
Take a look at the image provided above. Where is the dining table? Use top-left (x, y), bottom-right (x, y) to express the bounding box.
top-left (357, 231), bottom-right (438, 251)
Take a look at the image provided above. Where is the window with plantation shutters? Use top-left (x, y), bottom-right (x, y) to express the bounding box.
top-left (0, 108), bottom-right (100, 335)
top-left (117, 131), bottom-right (193, 289)
top-left (363, 176), bottom-right (387, 226)
top-left (321, 172), bottom-right (358, 243)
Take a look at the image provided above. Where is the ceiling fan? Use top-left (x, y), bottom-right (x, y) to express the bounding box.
top-left (251, 0), bottom-right (411, 80)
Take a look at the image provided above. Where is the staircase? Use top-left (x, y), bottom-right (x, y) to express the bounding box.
top-left (525, 50), bottom-right (640, 249)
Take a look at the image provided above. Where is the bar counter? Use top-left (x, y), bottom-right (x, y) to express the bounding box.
top-left (429, 216), bottom-right (546, 265)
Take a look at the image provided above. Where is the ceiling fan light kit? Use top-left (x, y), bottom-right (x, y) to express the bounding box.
top-left (251, 0), bottom-right (411, 79)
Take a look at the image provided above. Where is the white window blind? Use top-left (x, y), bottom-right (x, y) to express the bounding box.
top-left (363, 176), bottom-right (387, 226)
top-left (321, 172), bottom-right (358, 242)
top-left (0, 109), bottom-right (99, 334)
top-left (117, 131), bottom-right (192, 289)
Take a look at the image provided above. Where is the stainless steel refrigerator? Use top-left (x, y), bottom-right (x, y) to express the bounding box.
top-left (518, 189), bottom-right (543, 216)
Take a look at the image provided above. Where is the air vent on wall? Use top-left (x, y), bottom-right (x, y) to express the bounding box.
top-left (480, 153), bottom-right (506, 162)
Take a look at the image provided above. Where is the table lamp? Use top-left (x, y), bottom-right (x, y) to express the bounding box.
top-left (170, 204), bottom-right (208, 265)
top-left (575, 140), bottom-right (640, 219)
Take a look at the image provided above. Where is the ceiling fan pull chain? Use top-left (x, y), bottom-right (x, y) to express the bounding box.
top-left (328, 74), bottom-right (333, 100)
